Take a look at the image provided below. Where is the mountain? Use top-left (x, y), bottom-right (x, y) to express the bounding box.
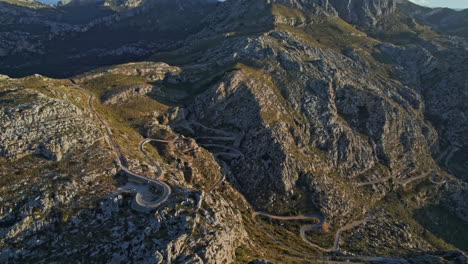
top-left (0, 0), bottom-right (219, 77)
top-left (398, 0), bottom-right (468, 38)
top-left (1, 0), bottom-right (467, 263)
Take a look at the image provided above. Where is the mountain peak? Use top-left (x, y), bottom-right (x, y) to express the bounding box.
top-left (250, 0), bottom-right (397, 27)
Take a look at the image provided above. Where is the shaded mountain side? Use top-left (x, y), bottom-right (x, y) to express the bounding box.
top-left (0, 72), bottom-right (252, 264)
top-left (142, 0), bottom-right (467, 252)
top-left (0, 0), bottom-right (218, 78)
top-left (397, 0), bottom-right (468, 38)
top-left (2, 0), bottom-right (462, 78)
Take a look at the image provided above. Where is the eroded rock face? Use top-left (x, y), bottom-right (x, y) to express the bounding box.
top-left (75, 62), bottom-right (181, 83)
top-left (378, 42), bottom-right (468, 150)
top-left (102, 84), bottom-right (154, 105)
top-left (1, 185), bottom-right (247, 264)
top-left (330, 0), bottom-right (396, 27)
top-left (180, 28), bottom-right (440, 222)
top-left (266, 0), bottom-right (396, 27)
top-left (0, 77), bottom-right (99, 161)
top-left (0, 75), bottom-right (248, 264)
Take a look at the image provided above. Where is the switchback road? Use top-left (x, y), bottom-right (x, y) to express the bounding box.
top-left (252, 211), bottom-right (371, 253)
top-left (72, 82), bottom-right (171, 209)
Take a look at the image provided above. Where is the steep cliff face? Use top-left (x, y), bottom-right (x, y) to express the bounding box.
top-left (0, 75), bottom-right (100, 161)
top-left (260, 0), bottom-right (397, 27)
top-left (174, 28), bottom-right (440, 221)
top-left (145, 0), bottom-right (466, 255)
top-left (330, 0), bottom-right (396, 27)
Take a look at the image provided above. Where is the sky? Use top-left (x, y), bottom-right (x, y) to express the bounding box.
top-left (409, 0), bottom-right (468, 9)
top-left (35, 0), bottom-right (468, 9)
top-left (39, 0), bottom-right (60, 4)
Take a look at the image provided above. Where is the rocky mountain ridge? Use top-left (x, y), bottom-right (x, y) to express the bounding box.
top-left (1, 0), bottom-right (457, 77)
top-left (0, 0), bottom-right (467, 263)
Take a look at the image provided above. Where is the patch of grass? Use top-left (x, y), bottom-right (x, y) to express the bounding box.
top-left (376, 193), bottom-right (456, 251)
top-left (271, 3), bottom-right (306, 20)
top-left (370, 12), bottom-right (439, 46)
top-left (82, 74), bottom-right (147, 99)
top-left (414, 204), bottom-right (468, 251)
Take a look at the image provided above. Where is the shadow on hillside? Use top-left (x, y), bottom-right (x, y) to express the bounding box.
top-left (167, 70), bottom-right (310, 213)
top-left (0, 0), bottom-right (220, 79)
top-left (414, 204), bottom-right (468, 251)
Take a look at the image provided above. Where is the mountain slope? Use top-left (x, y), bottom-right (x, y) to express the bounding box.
top-left (398, 0), bottom-right (468, 38)
top-left (0, 0), bottom-right (467, 263)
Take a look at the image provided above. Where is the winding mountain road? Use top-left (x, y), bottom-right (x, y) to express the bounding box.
top-left (139, 138), bottom-right (180, 178)
top-left (429, 171), bottom-right (448, 185)
top-left (358, 168), bottom-right (417, 187)
top-left (72, 82), bottom-right (173, 209)
top-left (71, 81), bottom-right (413, 263)
top-left (357, 167), bottom-right (446, 188)
top-left (398, 170), bottom-right (433, 186)
top-left (72, 81), bottom-right (229, 210)
top-left (252, 209), bottom-right (408, 264)
top-left (252, 211), bottom-right (371, 253)
top-left (254, 166), bottom-right (446, 261)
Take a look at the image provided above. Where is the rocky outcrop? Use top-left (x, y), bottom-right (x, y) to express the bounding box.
top-left (1, 184), bottom-right (247, 264)
top-left (177, 26), bottom-right (441, 222)
top-left (0, 76), bottom-right (100, 161)
top-left (377, 38), bottom-right (467, 153)
top-left (75, 62), bottom-right (181, 83)
top-left (102, 84), bottom-right (153, 104)
top-left (330, 0), bottom-right (396, 27)
top-left (0, 74), bottom-right (248, 264)
top-left (343, 212), bottom-right (432, 255)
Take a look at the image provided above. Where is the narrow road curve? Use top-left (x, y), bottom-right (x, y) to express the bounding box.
top-left (358, 167), bottom-right (443, 188)
top-left (429, 170), bottom-right (448, 185)
top-left (207, 160), bottom-right (227, 192)
top-left (139, 138), bottom-right (179, 179)
top-left (199, 144), bottom-right (243, 156)
top-left (359, 166), bottom-right (455, 189)
top-left (140, 137), bottom-right (227, 192)
top-left (252, 211), bottom-right (370, 253)
top-left (332, 216), bottom-right (372, 251)
top-left (176, 119), bottom-right (245, 190)
top-left (251, 212), bottom-right (321, 258)
top-left (398, 170), bottom-right (433, 186)
top-left (71, 82), bottom-right (171, 209)
top-left (252, 210), bottom-right (404, 264)
top-left (358, 168), bottom-right (416, 187)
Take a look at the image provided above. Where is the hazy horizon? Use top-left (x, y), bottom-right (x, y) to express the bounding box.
top-left (409, 0), bottom-right (468, 9)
